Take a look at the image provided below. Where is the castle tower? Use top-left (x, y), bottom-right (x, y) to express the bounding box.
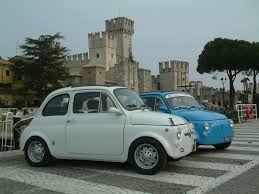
top-left (88, 31), bottom-right (117, 71)
top-left (159, 60), bottom-right (189, 91)
top-left (105, 17), bottom-right (134, 63)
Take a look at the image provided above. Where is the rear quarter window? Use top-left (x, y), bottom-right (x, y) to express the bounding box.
top-left (42, 94), bottom-right (70, 116)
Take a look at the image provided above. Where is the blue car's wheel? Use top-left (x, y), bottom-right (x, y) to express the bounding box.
top-left (213, 141), bottom-right (231, 150)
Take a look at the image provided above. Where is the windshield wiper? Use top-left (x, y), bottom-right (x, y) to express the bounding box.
top-left (139, 104), bottom-right (150, 110)
top-left (174, 106), bottom-right (189, 109)
top-left (125, 104), bottom-right (138, 108)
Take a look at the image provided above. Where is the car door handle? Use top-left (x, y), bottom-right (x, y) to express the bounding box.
top-left (66, 119), bottom-right (71, 123)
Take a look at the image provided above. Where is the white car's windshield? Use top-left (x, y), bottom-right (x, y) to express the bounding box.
top-left (165, 94), bottom-right (201, 109)
top-left (114, 88), bottom-right (146, 111)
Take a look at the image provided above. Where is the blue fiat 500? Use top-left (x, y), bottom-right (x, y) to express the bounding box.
top-left (140, 91), bottom-right (235, 149)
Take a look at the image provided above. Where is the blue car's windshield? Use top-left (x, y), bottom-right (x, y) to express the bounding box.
top-left (165, 94), bottom-right (201, 109)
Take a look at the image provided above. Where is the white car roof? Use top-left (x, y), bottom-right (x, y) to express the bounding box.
top-left (48, 86), bottom-right (127, 96)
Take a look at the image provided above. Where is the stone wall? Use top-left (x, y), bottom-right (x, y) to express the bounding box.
top-left (65, 53), bottom-right (89, 75)
top-left (81, 65), bottom-right (106, 85)
top-left (138, 68), bottom-right (151, 92)
top-left (151, 75), bottom-right (160, 91)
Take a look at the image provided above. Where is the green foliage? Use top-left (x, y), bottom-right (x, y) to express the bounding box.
top-left (243, 42), bottom-right (259, 102)
top-left (197, 38), bottom-right (252, 109)
top-left (197, 38), bottom-right (251, 75)
top-left (10, 33), bottom-right (69, 99)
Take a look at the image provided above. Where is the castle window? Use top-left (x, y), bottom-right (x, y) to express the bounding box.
top-left (96, 53), bottom-right (99, 58)
top-left (6, 70), bottom-right (9, 76)
top-left (111, 53), bottom-right (113, 58)
top-left (88, 72), bottom-right (91, 74)
top-left (100, 72), bottom-right (102, 74)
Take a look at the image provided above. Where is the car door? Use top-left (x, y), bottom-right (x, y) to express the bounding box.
top-left (39, 93), bottom-right (70, 154)
top-left (66, 90), bottom-right (126, 155)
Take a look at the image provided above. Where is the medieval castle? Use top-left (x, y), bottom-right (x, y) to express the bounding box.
top-left (65, 17), bottom-right (189, 92)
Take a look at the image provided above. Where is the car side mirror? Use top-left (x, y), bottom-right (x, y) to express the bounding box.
top-left (108, 107), bottom-right (123, 115)
top-left (159, 105), bottom-right (169, 113)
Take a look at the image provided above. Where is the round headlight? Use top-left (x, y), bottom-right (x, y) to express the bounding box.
top-left (230, 119), bottom-right (234, 128)
top-left (204, 122), bottom-right (210, 131)
top-left (176, 127), bottom-right (182, 140)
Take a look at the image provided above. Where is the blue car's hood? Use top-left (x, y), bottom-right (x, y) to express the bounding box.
top-left (173, 109), bottom-right (227, 121)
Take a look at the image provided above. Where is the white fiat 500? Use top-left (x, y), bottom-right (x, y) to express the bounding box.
top-left (20, 86), bottom-right (196, 174)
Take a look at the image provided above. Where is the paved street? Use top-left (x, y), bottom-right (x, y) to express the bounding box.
top-left (1, 120), bottom-right (259, 194)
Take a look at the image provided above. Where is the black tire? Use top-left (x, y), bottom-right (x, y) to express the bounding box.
top-left (170, 157), bottom-right (184, 161)
top-left (129, 137), bottom-right (168, 175)
top-left (213, 141), bottom-right (232, 150)
top-left (24, 137), bottom-right (52, 167)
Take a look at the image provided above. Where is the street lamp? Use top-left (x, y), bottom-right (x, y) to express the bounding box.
top-left (220, 77), bottom-right (226, 108)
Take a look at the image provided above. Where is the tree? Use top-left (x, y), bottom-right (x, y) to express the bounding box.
top-left (244, 42), bottom-right (259, 103)
top-left (12, 33), bottom-right (69, 102)
top-left (197, 38), bottom-right (249, 109)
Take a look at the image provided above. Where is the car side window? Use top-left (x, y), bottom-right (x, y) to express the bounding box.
top-left (142, 97), bottom-right (155, 111)
top-left (154, 97), bottom-right (165, 112)
top-left (73, 92), bottom-right (101, 113)
top-left (42, 94), bottom-right (70, 116)
top-left (73, 92), bottom-right (116, 113)
top-left (100, 93), bottom-right (116, 112)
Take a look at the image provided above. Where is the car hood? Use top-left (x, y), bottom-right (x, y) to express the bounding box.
top-left (173, 109), bottom-right (227, 121)
top-left (130, 110), bottom-right (187, 126)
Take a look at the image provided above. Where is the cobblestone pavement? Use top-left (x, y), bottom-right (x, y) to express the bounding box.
top-left (1, 120), bottom-right (259, 194)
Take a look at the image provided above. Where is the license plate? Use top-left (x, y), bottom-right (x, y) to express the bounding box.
top-left (224, 137), bottom-right (232, 142)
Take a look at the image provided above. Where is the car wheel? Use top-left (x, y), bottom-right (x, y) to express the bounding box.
top-left (24, 137), bottom-right (52, 167)
top-left (213, 141), bottom-right (231, 150)
top-left (129, 138), bottom-right (167, 175)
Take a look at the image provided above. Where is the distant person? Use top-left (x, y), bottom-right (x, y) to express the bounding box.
top-left (218, 100), bottom-right (221, 107)
top-left (16, 107), bottom-right (23, 118)
top-left (23, 109), bottom-right (29, 115)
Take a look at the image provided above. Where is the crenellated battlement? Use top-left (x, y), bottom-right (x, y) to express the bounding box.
top-left (159, 60), bottom-right (189, 72)
top-left (88, 31), bottom-right (115, 40)
top-left (65, 53), bottom-right (89, 62)
top-left (105, 17), bottom-right (134, 34)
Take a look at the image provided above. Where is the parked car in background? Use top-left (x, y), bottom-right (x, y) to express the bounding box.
top-left (20, 86), bottom-right (196, 175)
top-left (140, 91), bottom-right (235, 149)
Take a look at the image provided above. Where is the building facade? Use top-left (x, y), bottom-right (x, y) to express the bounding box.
top-left (0, 57), bottom-right (37, 106)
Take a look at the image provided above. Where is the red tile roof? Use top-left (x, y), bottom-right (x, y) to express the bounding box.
top-left (0, 58), bottom-right (12, 65)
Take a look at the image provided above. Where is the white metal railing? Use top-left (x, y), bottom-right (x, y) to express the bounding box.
top-left (235, 104), bottom-right (258, 123)
top-left (0, 108), bottom-right (38, 152)
top-left (0, 112), bottom-right (15, 152)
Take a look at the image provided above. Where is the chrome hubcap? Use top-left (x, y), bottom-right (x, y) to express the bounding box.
top-left (28, 141), bottom-right (45, 163)
top-left (134, 143), bottom-right (159, 170)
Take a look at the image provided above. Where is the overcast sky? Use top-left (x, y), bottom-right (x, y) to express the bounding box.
top-left (1, 0), bottom-right (259, 90)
